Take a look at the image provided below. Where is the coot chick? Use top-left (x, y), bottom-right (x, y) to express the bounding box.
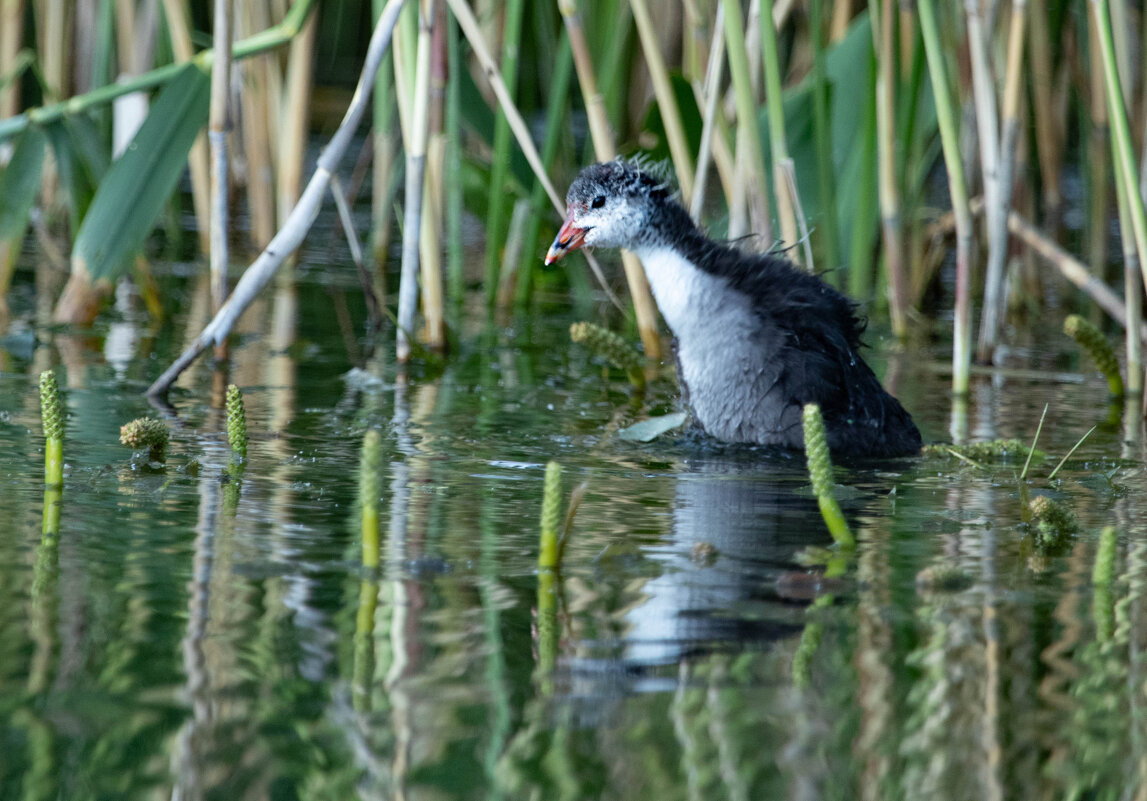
top-left (545, 160), bottom-right (921, 458)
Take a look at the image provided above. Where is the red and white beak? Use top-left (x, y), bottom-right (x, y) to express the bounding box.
top-left (544, 210), bottom-right (589, 265)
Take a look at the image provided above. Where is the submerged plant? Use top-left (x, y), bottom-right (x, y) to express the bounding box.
top-left (802, 403), bottom-right (854, 547)
top-left (1064, 314), bottom-right (1124, 398)
top-left (120, 417), bottom-right (170, 463)
top-left (1028, 495), bottom-right (1079, 552)
top-left (569, 321), bottom-right (645, 390)
top-left (922, 439), bottom-right (1044, 463)
top-left (39, 371), bottom-right (64, 487)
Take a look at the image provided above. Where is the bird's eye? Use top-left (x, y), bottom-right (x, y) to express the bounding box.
top-left (591, 195), bottom-right (606, 209)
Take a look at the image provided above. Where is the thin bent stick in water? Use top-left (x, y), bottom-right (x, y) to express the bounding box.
top-left (146, 0), bottom-right (407, 398)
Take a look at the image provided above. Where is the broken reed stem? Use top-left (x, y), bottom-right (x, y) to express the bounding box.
top-left (39, 371), bottom-right (64, 488)
top-left (919, 0), bottom-right (973, 395)
top-left (147, 0), bottom-right (405, 397)
top-left (802, 404), bottom-right (854, 548)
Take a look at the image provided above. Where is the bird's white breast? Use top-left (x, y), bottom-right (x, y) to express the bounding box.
top-left (635, 246), bottom-right (768, 442)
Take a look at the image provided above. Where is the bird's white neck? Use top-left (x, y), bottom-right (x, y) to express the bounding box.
top-left (633, 245), bottom-right (745, 340)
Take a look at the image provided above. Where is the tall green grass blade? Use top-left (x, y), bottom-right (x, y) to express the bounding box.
top-left (445, 7), bottom-right (464, 309)
top-left (517, 31), bottom-right (573, 305)
top-left (72, 63), bottom-right (210, 282)
top-left (483, 0), bottom-right (526, 306)
top-left (44, 116), bottom-right (109, 235)
top-left (0, 127), bottom-right (47, 241)
top-left (810, 0), bottom-right (841, 276)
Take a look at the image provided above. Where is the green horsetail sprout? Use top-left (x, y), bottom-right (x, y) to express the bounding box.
top-left (802, 404), bottom-right (854, 547)
top-left (360, 429), bottom-right (383, 570)
top-left (225, 384), bottom-right (248, 459)
top-left (1028, 495), bottom-right (1079, 551)
top-left (538, 461), bottom-right (562, 570)
top-left (39, 371), bottom-right (64, 487)
top-left (120, 417), bottom-right (170, 463)
top-left (1064, 314), bottom-right (1125, 398)
top-left (570, 321), bottom-right (645, 390)
top-left (1093, 526), bottom-right (1118, 586)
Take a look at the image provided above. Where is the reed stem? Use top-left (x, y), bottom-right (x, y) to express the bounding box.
top-left (919, 0), bottom-right (973, 396)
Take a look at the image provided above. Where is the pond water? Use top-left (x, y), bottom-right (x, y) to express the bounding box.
top-left (1, 257), bottom-right (1145, 800)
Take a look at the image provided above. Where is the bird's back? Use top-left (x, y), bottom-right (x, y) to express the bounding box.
top-left (672, 228), bottom-right (922, 458)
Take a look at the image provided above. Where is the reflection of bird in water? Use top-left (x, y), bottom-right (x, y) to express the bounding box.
top-left (547, 161), bottom-right (921, 459)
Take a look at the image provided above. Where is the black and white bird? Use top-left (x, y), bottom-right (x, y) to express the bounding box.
top-left (545, 160), bottom-right (921, 459)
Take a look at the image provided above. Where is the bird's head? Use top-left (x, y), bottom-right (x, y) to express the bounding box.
top-left (544, 161), bottom-right (670, 265)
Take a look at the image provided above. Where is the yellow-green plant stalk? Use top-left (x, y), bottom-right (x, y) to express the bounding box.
top-left (360, 429), bottom-right (383, 570)
top-left (39, 371), bottom-right (64, 487)
top-left (1064, 314), bottom-right (1125, 398)
top-left (570, 321), bottom-right (645, 390)
top-left (225, 383), bottom-right (248, 458)
top-left (538, 461), bottom-right (562, 571)
top-left (120, 417), bottom-right (170, 462)
top-left (802, 404), bottom-right (854, 547)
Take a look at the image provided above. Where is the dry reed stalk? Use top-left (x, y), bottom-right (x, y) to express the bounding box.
top-left (209, 0), bottom-right (233, 323)
top-left (1086, 13), bottom-right (1111, 286)
top-left (723, 0), bottom-right (772, 244)
top-left (37, 0), bottom-right (68, 206)
top-left (829, 0), bottom-right (853, 42)
top-left (1027, 0), bottom-right (1061, 217)
top-left (419, 0), bottom-right (445, 351)
top-left (629, 0), bottom-right (695, 200)
top-left (558, 0), bottom-right (662, 359)
top-left (160, 0), bottom-right (212, 254)
top-left (277, 7), bottom-right (316, 232)
top-left (686, 1), bottom-right (736, 215)
top-left (396, 0), bottom-right (432, 362)
top-left (690, 1), bottom-right (727, 220)
top-left (236, 2), bottom-right (277, 248)
top-left (148, 0), bottom-right (406, 397)
top-left (870, 0), bottom-right (907, 337)
top-left (0, 0), bottom-right (26, 127)
top-left (966, 0), bottom-right (1005, 361)
top-left (1003, 209), bottom-right (1147, 345)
